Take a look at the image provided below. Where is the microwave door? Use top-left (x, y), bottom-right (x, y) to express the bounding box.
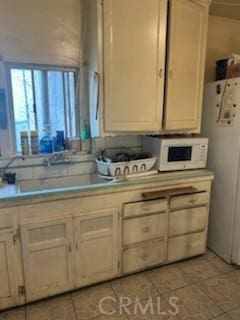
top-left (167, 146), bottom-right (193, 162)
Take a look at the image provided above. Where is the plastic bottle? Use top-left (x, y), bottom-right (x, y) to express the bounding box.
top-left (40, 129), bottom-right (53, 154)
top-left (30, 131), bottom-right (39, 155)
top-left (20, 131), bottom-right (30, 156)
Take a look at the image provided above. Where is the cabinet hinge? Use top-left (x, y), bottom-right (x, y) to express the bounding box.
top-left (13, 227), bottom-right (21, 245)
top-left (18, 286), bottom-right (26, 296)
top-left (118, 260), bottom-right (120, 270)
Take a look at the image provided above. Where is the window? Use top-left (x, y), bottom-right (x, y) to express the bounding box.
top-left (8, 64), bottom-right (78, 153)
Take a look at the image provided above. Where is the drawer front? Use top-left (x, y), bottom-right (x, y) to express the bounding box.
top-left (168, 232), bottom-right (206, 262)
top-left (123, 213), bottom-right (167, 245)
top-left (123, 199), bottom-right (167, 218)
top-left (170, 192), bottom-right (209, 210)
top-left (169, 206), bottom-right (207, 237)
top-left (123, 240), bottom-right (165, 274)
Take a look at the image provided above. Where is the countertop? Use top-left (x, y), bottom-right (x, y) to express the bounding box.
top-left (0, 169), bottom-right (214, 206)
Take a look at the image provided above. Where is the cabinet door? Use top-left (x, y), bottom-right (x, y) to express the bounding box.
top-left (74, 209), bottom-right (119, 287)
top-left (0, 232), bottom-right (19, 310)
top-left (164, 0), bottom-right (209, 131)
top-left (21, 218), bottom-right (75, 302)
top-left (103, 0), bottom-right (167, 132)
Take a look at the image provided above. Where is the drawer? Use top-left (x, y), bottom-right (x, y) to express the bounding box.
top-left (168, 232), bottom-right (206, 262)
top-left (170, 192), bottom-right (209, 210)
top-left (124, 199), bottom-right (167, 218)
top-left (169, 206), bottom-right (207, 237)
top-left (123, 213), bottom-right (167, 245)
top-left (123, 239), bottom-right (165, 274)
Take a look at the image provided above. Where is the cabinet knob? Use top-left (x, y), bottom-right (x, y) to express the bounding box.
top-left (141, 254), bottom-right (149, 261)
top-left (143, 226), bottom-right (150, 233)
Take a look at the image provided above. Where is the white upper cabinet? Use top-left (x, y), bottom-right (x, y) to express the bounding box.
top-left (164, 0), bottom-right (210, 132)
top-left (103, 0), bottom-right (167, 132)
top-left (86, 0), bottom-right (210, 136)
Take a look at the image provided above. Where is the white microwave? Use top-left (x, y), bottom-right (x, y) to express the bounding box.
top-left (143, 137), bottom-right (208, 172)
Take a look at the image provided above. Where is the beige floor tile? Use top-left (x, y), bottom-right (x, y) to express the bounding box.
top-left (0, 307), bottom-right (25, 320)
top-left (205, 250), bottom-right (235, 274)
top-left (26, 294), bottom-right (75, 320)
top-left (198, 273), bottom-right (240, 312)
top-left (72, 282), bottom-right (119, 320)
top-left (212, 315), bottom-right (230, 320)
top-left (111, 273), bottom-right (158, 304)
top-left (177, 255), bottom-right (222, 282)
top-left (227, 306), bottom-right (240, 320)
top-left (225, 269), bottom-right (240, 285)
top-left (164, 284), bottom-right (222, 320)
top-left (145, 264), bottom-right (193, 294)
top-left (95, 314), bottom-right (128, 320)
top-left (126, 296), bottom-right (180, 320)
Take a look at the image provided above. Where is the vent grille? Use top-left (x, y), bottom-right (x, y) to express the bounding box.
top-left (28, 223), bottom-right (67, 243)
top-left (81, 216), bottom-right (113, 234)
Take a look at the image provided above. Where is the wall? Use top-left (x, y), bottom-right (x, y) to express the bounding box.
top-left (0, 136), bottom-right (143, 180)
top-left (0, 0), bottom-right (82, 156)
top-left (210, 1), bottom-right (240, 21)
top-left (205, 15), bottom-right (240, 82)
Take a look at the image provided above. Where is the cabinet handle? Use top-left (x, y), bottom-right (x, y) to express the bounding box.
top-left (169, 70), bottom-right (173, 79)
top-left (159, 68), bottom-right (163, 78)
top-left (185, 243), bottom-right (192, 251)
top-left (142, 205), bottom-right (151, 212)
top-left (189, 198), bottom-right (196, 204)
top-left (68, 243), bottom-right (73, 252)
top-left (75, 241), bottom-right (79, 251)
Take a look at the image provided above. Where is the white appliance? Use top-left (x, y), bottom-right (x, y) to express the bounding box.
top-left (202, 77), bottom-right (240, 264)
top-left (143, 136), bottom-right (208, 172)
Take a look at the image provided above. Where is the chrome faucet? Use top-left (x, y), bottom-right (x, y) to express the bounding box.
top-left (43, 152), bottom-right (72, 167)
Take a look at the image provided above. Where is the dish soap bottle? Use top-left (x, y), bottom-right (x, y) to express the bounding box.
top-left (40, 128), bottom-right (53, 154)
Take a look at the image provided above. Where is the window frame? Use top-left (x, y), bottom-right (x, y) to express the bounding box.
top-left (5, 62), bottom-right (79, 154)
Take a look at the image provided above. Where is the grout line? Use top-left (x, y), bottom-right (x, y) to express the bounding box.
top-left (70, 293), bottom-right (79, 320)
top-left (24, 305), bottom-right (27, 320)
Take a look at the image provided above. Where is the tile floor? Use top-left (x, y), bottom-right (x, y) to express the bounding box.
top-left (1, 250), bottom-right (240, 320)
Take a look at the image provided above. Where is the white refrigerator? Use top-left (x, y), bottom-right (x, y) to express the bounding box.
top-left (202, 77), bottom-right (240, 265)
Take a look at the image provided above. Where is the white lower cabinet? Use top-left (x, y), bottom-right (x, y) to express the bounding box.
top-left (74, 208), bottom-right (119, 287)
top-left (0, 177), bottom-right (213, 310)
top-left (21, 217), bottom-right (75, 302)
top-left (0, 231), bottom-right (20, 310)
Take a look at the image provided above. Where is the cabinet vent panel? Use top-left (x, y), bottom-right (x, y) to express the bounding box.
top-left (28, 224), bottom-right (67, 244)
top-left (81, 216), bottom-right (113, 234)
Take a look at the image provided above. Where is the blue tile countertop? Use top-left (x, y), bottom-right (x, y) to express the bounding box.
top-left (0, 169), bottom-right (214, 204)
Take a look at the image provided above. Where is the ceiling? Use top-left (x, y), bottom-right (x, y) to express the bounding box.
top-left (210, 0), bottom-right (240, 20)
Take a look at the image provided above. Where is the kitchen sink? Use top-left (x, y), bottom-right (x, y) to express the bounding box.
top-left (17, 174), bottom-right (108, 193)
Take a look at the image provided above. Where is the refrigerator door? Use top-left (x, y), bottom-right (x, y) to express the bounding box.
top-left (202, 78), bottom-right (240, 264)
